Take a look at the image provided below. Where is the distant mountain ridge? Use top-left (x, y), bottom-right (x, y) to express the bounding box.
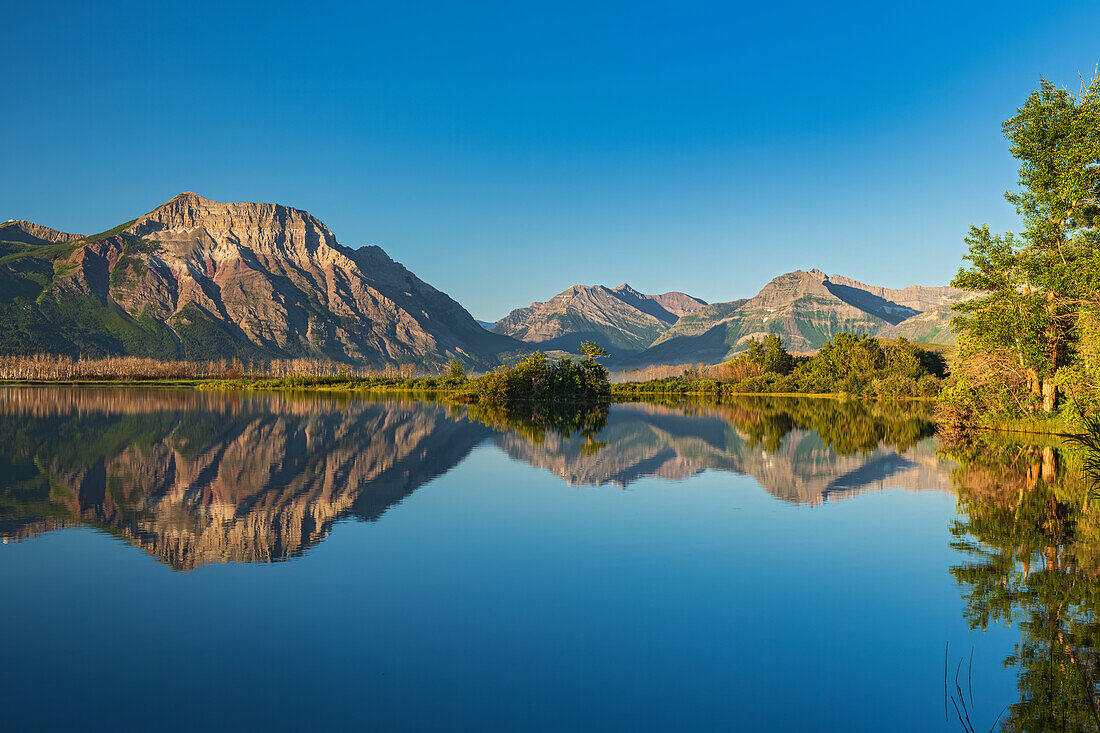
top-left (492, 283), bottom-right (707, 353)
top-left (630, 269), bottom-right (968, 366)
top-left (0, 193), bottom-right (524, 367)
top-left (491, 269), bottom-right (968, 368)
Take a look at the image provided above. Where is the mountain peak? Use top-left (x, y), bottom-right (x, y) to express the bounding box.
top-left (169, 191), bottom-right (209, 203)
top-left (128, 192), bottom-right (337, 247)
top-left (147, 191), bottom-right (221, 212)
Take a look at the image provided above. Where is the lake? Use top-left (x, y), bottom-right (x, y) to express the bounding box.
top-left (1, 386), bottom-right (1094, 731)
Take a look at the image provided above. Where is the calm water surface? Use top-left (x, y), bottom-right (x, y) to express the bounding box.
top-left (0, 387), bottom-right (1093, 731)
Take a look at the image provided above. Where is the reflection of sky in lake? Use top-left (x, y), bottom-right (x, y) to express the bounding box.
top-left (0, 387), bottom-right (1020, 730)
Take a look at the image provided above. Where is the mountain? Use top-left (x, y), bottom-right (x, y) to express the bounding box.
top-left (492, 283), bottom-right (706, 353)
top-left (0, 193), bottom-right (523, 367)
top-left (630, 269), bottom-right (968, 366)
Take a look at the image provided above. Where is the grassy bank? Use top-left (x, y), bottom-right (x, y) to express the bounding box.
top-left (200, 374), bottom-right (458, 393)
top-left (201, 351), bottom-right (612, 406)
top-left (969, 414), bottom-right (1082, 436)
top-left (610, 383), bottom-right (936, 401)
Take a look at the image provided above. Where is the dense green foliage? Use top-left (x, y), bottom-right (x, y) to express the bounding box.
top-left (946, 73), bottom-right (1100, 422)
top-left (463, 350), bottom-right (611, 404)
top-left (614, 333), bottom-right (943, 399)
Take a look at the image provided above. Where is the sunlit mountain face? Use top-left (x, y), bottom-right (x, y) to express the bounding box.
top-left (2, 387), bottom-right (947, 569)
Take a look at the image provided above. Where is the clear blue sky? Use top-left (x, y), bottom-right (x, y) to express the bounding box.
top-left (4, 1), bottom-right (1099, 320)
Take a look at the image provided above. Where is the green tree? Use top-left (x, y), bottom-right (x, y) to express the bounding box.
top-left (761, 334), bottom-right (794, 375)
top-left (579, 341), bottom-right (611, 361)
top-left (733, 335), bottom-right (792, 375)
top-left (951, 73), bottom-right (1100, 415)
top-left (441, 359), bottom-right (467, 388)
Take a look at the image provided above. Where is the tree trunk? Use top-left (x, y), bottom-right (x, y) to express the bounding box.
top-left (1044, 290), bottom-right (1059, 414)
top-left (1042, 446), bottom-right (1057, 483)
top-left (1042, 378), bottom-right (1057, 414)
top-left (1027, 368), bottom-right (1042, 397)
top-left (1026, 368), bottom-right (1043, 412)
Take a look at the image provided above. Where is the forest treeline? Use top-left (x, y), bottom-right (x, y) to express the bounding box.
top-left (613, 333), bottom-right (945, 399)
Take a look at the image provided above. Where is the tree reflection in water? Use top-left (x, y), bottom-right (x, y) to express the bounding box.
top-left (946, 432), bottom-right (1100, 731)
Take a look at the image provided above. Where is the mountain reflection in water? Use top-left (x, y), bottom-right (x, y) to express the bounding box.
top-left (10, 386), bottom-right (1100, 730)
top-left (1, 387), bottom-right (947, 570)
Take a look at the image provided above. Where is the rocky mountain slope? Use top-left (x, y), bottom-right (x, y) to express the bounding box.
top-left (0, 193), bottom-right (523, 367)
top-left (630, 269), bottom-right (968, 366)
top-left (492, 283), bottom-right (706, 353)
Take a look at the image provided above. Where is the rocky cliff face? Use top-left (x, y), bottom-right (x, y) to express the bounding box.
top-left (633, 269), bottom-right (969, 365)
top-left (0, 193), bottom-right (522, 367)
top-left (492, 282), bottom-right (706, 353)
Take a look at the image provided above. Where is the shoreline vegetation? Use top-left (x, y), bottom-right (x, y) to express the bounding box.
top-left (0, 343), bottom-right (1084, 435)
top-left (0, 346), bottom-right (616, 407)
top-left (611, 333), bottom-right (945, 400)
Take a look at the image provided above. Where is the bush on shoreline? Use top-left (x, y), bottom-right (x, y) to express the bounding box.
top-left (459, 350), bottom-right (610, 404)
